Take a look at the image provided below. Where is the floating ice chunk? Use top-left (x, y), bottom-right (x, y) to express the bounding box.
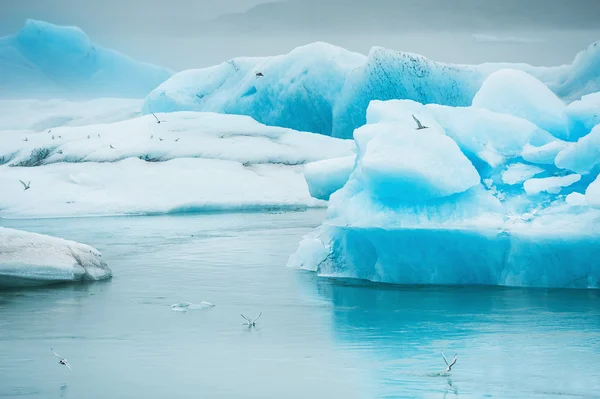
top-left (303, 156), bottom-right (355, 200)
top-left (501, 163), bottom-right (545, 185)
top-left (524, 174), bottom-right (581, 195)
top-left (566, 192), bottom-right (588, 207)
top-left (472, 69), bottom-right (569, 140)
top-left (0, 227), bottom-right (111, 288)
top-left (566, 92), bottom-right (600, 140)
top-left (171, 301), bottom-right (215, 312)
top-left (356, 122), bottom-right (480, 201)
top-left (555, 125), bottom-right (600, 174)
top-left (521, 141), bottom-right (569, 165)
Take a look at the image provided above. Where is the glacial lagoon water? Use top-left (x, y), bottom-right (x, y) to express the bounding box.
top-left (1, 210), bottom-right (599, 399)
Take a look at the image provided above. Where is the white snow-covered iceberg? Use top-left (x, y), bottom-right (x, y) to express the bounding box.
top-left (0, 227), bottom-right (112, 288)
top-left (0, 111), bottom-right (353, 218)
top-left (303, 156), bottom-right (355, 201)
top-left (290, 71), bottom-right (600, 289)
top-left (0, 20), bottom-right (172, 99)
top-left (144, 37), bottom-right (600, 139)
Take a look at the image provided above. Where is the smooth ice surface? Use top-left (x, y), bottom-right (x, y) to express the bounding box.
top-left (555, 125), bottom-right (600, 174)
top-left (0, 111), bottom-right (353, 218)
top-left (303, 156), bottom-right (355, 201)
top-left (472, 69), bottom-right (569, 140)
top-left (355, 123), bottom-right (480, 201)
top-left (523, 174), bottom-right (582, 195)
top-left (588, 175), bottom-right (600, 208)
top-left (501, 163), bottom-right (545, 185)
top-left (566, 192), bottom-right (588, 207)
top-left (521, 141), bottom-right (569, 165)
top-left (142, 42), bottom-right (365, 135)
top-left (0, 227), bottom-right (111, 287)
top-left (0, 98), bottom-right (142, 131)
top-left (566, 92), bottom-right (600, 140)
top-left (0, 20), bottom-right (172, 99)
top-left (1, 213), bottom-right (599, 399)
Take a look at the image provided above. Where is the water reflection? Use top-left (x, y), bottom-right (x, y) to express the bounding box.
top-left (305, 277), bottom-right (600, 398)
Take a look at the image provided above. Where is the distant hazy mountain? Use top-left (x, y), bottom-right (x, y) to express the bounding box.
top-left (205, 0), bottom-right (600, 34)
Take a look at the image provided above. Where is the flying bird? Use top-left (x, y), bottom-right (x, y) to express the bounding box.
top-left (241, 312), bottom-right (262, 327)
top-left (150, 111), bottom-right (161, 124)
top-left (150, 135), bottom-right (154, 139)
top-left (255, 72), bottom-right (264, 78)
top-left (441, 351), bottom-right (457, 372)
top-left (98, 134), bottom-right (101, 138)
top-left (52, 135), bottom-right (55, 140)
top-left (19, 180), bottom-right (31, 190)
top-left (412, 114), bottom-right (429, 130)
top-left (51, 348), bottom-right (72, 371)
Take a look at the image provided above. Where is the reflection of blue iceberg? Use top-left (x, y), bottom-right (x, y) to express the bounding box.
top-left (290, 70), bottom-right (600, 289)
top-left (144, 37), bottom-right (600, 138)
top-left (307, 277), bottom-right (600, 398)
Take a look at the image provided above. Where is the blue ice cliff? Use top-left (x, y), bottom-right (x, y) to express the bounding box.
top-left (0, 20), bottom-right (172, 99)
top-left (144, 39), bottom-right (600, 139)
top-left (289, 69), bottom-right (600, 289)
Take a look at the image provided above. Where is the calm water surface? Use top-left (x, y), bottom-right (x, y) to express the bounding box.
top-left (1, 210), bottom-right (599, 399)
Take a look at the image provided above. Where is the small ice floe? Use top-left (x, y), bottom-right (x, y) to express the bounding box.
top-left (170, 301), bottom-right (215, 312)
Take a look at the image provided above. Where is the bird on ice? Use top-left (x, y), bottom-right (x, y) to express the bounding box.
top-left (19, 180), bottom-right (31, 190)
top-left (51, 348), bottom-right (72, 371)
top-left (441, 350), bottom-right (457, 372)
top-left (23, 137), bottom-right (28, 142)
top-left (241, 312), bottom-right (262, 327)
top-left (255, 72), bottom-right (264, 78)
top-left (110, 145), bottom-right (115, 149)
top-left (87, 135), bottom-right (90, 139)
top-left (412, 114), bottom-right (429, 130)
top-left (159, 138), bottom-right (164, 141)
top-left (175, 138), bottom-right (180, 142)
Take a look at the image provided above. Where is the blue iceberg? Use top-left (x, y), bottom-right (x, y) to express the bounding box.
top-left (289, 70), bottom-right (600, 289)
top-left (0, 20), bottom-right (172, 99)
top-left (144, 38), bottom-right (600, 139)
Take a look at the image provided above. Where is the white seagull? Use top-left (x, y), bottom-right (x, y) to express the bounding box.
top-left (51, 348), bottom-right (72, 371)
top-left (412, 114), bottom-right (429, 130)
top-left (241, 312), bottom-right (262, 327)
top-left (441, 350), bottom-right (457, 372)
top-left (19, 180), bottom-right (31, 190)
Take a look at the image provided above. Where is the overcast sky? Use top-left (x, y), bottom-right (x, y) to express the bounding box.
top-left (2, 0), bottom-right (600, 70)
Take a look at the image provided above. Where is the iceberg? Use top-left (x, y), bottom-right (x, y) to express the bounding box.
top-left (0, 227), bottom-right (112, 288)
top-left (303, 156), bottom-right (356, 201)
top-left (0, 20), bottom-right (172, 99)
top-left (142, 42), bottom-right (365, 135)
top-left (471, 69), bottom-right (569, 140)
top-left (290, 84), bottom-right (600, 288)
top-left (555, 125), bottom-right (600, 175)
top-left (144, 37), bottom-right (600, 139)
top-left (0, 111), bottom-right (353, 218)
